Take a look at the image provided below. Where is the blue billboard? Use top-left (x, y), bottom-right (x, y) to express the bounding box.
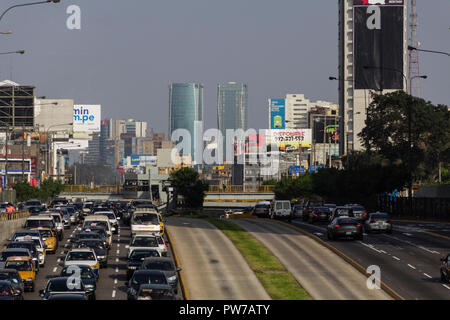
top-left (270, 99), bottom-right (285, 129)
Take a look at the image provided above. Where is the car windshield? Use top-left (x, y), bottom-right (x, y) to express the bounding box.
top-left (61, 267), bottom-right (94, 279)
top-left (83, 204), bottom-right (93, 209)
top-left (7, 243), bottom-right (36, 255)
top-left (76, 241), bottom-right (105, 250)
top-left (78, 233), bottom-right (101, 240)
top-left (48, 280), bottom-right (81, 292)
top-left (85, 221), bottom-right (108, 229)
top-left (133, 214), bottom-right (158, 225)
top-left (131, 237), bottom-right (157, 247)
top-left (66, 252), bottom-right (95, 261)
top-left (130, 250), bottom-right (160, 261)
top-left (1, 251), bottom-right (27, 261)
top-left (336, 208), bottom-right (352, 216)
top-left (37, 230), bottom-right (53, 238)
top-left (352, 206), bottom-right (365, 211)
top-left (255, 204), bottom-right (270, 209)
top-left (25, 220), bottom-right (54, 228)
top-left (143, 261), bottom-right (174, 271)
top-left (25, 201), bottom-right (41, 206)
top-left (371, 213), bottom-right (388, 220)
top-left (5, 260), bottom-right (32, 271)
top-left (132, 273), bottom-right (167, 286)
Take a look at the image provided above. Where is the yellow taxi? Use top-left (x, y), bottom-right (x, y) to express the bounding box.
top-left (5, 256), bottom-right (35, 292)
top-left (157, 213), bottom-right (165, 236)
top-left (31, 228), bottom-right (58, 254)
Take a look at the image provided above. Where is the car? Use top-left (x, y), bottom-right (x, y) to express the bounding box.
top-left (28, 206), bottom-right (46, 216)
top-left (327, 217), bottom-right (363, 241)
top-left (7, 229), bottom-right (41, 243)
top-left (83, 216), bottom-right (112, 246)
top-left (270, 200), bottom-right (292, 220)
top-left (82, 201), bottom-right (94, 216)
top-left (62, 206), bottom-right (79, 225)
top-left (130, 209), bottom-right (163, 236)
top-left (77, 227), bottom-right (109, 249)
top-left (5, 242), bottom-right (40, 272)
top-left (31, 228), bottom-right (58, 254)
top-left (324, 203), bottom-right (337, 215)
top-left (39, 276), bottom-right (94, 300)
top-left (139, 257), bottom-right (181, 294)
top-left (127, 249), bottom-right (161, 280)
top-left (0, 280), bottom-right (22, 300)
top-left (0, 269), bottom-right (24, 298)
top-left (126, 270), bottom-right (169, 300)
top-left (72, 239), bottom-right (108, 268)
top-left (4, 256), bottom-right (35, 292)
top-left (0, 248), bottom-right (34, 271)
top-left (61, 212), bottom-right (71, 229)
top-left (15, 236), bottom-right (46, 267)
top-left (127, 234), bottom-right (162, 258)
top-left (441, 254), bottom-right (450, 283)
top-left (329, 206), bottom-right (355, 221)
top-left (136, 283), bottom-right (176, 300)
top-left (308, 206), bottom-right (331, 223)
top-left (50, 198), bottom-right (69, 208)
top-left (364, 212), bottom-right (392, 234)
top-left (302, 199), bottom-right (325, 221)
top-left (60, 265), bottom-right (97, 298)
top-left (48, 212), bottom-right (64, 240)
top-left (345, 204), bottom-right (368, 221)
top-left (23, 216), bottom-right (56, 232)
top-left (292, 204), bottom-right (304, 218)
top-left (253, 202), bottom-right (271, 218)
top-left (64, 248), bottom-right (100, 277)
top-left (94, 211), bottom-right (119, 234)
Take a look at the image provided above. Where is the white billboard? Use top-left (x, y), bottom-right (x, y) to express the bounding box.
top-left (268, 129), bottom-right (312, 151)
top-left (73, 105), bottom-right (101, 133)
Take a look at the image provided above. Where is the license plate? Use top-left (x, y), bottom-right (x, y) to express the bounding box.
top-left (346, 232), bottom-right (352, 235)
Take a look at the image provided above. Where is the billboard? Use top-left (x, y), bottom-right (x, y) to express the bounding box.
top-left (313, 116), bottom-right (340, 144)
top-left (269, 99), bottom-right (286, 129)
top-left (268, 129), bottom-right (312, 151)
top-left (354, 2), bottom-right (404, 90)
top-left (73, 105), bottom-right (101, 133)
top-left (130, 154), bottom-right (157, 167)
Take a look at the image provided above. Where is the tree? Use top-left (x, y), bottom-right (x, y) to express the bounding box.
top-left (169, 167), bottom-right (209, 208)
top-left (359, 91), bottom-right (450, 184)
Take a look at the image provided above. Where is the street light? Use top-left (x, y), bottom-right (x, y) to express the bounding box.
top-left (409, 75), bottom-right (428, 96)
top-left (0, 1), bottom-right (60, 23)
top-left (408, 45), bottom-right (450, 57)
top-left (0, 30), bottom-right (12, 35)
top-left (0, 50), bottom-right (25, 55)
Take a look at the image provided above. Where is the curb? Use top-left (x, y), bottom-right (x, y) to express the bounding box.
top-left (267, 219), bottom-right (404, 301)
top-left (165, 228), bottom-right (189, 300)
top-left (423, 231), bottom-right (450, 242)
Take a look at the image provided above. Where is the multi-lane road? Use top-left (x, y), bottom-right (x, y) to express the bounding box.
top-left (21, 220), bottom-right (181, 300)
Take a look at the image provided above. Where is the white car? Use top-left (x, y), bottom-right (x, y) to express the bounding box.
top-left (130, 210), bottom-right (161, 236)
top-left (271, 200), bottom-right (292, 220)
top-left (64, 248), bottom-right (100, 277)
top-left (126, 234), bottom-right (165, 258)
top-left (16, 236), bottom-right (46, 267)
top-left (95, 211), bottom-right (119, 234)
top-left (83, 216), bottom-right (112, 246)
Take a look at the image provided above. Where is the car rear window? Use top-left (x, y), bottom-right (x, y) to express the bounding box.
top-left (338, 218), bottom-right (358, 225)
top-left (371, 213), bottom-right (388, 219)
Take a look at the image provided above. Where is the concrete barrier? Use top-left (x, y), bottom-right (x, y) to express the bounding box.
top-left (0, 217), bottom-right (28, 246)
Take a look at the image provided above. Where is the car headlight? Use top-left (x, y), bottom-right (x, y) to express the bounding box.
top-left (167, 275), bottom-right (177, 282)
top-left (26, 278), bottom-right (33, 282)
top-left (84, 284), bottom-right (94, 289)
top-left (128, 265), bottom-right (137, 270)
top-left (97, 256), bottom-right (105, 260)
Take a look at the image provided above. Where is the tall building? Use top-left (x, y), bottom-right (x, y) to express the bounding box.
top-left (125, 119), bottom-right (148, 138)
top-left (217, 83), bottom-right (248, 157)
top-left (169, 83), bottom-right (204, 161)
top-left (338, 0), bottom-right (407, 154)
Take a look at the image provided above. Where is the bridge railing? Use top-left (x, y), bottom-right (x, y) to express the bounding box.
top-left (207, 185), bottom-right (275, 193)
top-left (63, 185), bottom-right (120, 194)
top-left (0, 210), bottom-right (30, 221)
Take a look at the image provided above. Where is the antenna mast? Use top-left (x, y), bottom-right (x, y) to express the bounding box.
top-left (408, 0), bottom-right (420, 96)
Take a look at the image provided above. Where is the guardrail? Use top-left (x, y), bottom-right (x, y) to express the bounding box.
top-left (0, 211), bottom-right (30, 221)
top-left (63, 185), bottom-right (120, 194)
top-left (207, 185), bottom-right (275, 193)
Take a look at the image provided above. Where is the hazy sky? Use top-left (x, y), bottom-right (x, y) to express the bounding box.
top-left (0, 0), bottom-right (448, 136)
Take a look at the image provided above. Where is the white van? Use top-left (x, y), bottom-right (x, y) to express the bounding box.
top-left (271, 200), bottom-right (292, 220)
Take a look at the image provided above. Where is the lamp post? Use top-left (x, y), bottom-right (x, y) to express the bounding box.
top-left (408, 45), bottom-right (450, 57)
top-left (409, 75), bottom-right (428, 96)
top-left (0, 1), bottom-right (60, 23)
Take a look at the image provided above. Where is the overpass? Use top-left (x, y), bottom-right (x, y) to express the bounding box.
top-left (59, 185), bottom-right (276, 207)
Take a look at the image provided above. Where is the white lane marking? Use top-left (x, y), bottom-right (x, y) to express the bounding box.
top-left (117, 244), bottom-right (120, 248)
top-left (403, 233), bottom-right (413, 237)
top-left (116, 250), bottom-right (120, 255)
top-left (112, 290), bottom-right (116, 298)
top-left (359, 242), bottom-right (383, 253)
top-left (393, 256), bottom-right (400, 261)
top-left (115, 258), bottom-right (119, 263)
top-left (52, 267), bottom-right (57, 273)
top-left (114, 279), bottom-right (117, 285)
top-left (380, 250), bottom-right (387, 254)
top-left (60, 251), bottom-right (64, 254)
top-left (443, 285), bottom-right (450, 290)
top-left (57, 258), bottom-right (61, 263)
top-left (423, 273), bottom-right (432, 279)
top-left (313, 232), bottom-right (323, 236)
top-left (115, 267), bottom-right (119, 273)
top-left (384, 235), bottom-right (439, 255)
top-left (407, 264), bottom-right (416, 270)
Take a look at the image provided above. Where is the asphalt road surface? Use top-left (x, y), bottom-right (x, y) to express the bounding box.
top-left (22, 219), bottom-right (181, 300)
top-left (232, 218), bottom-right (391, 300)
top-left (166, 217), bottom-right (271, 300)
top-left (289, 218), bottom-right (450, 300)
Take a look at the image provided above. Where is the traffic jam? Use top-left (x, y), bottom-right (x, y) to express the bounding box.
top-left (0, 199), bottom-right (181, 300)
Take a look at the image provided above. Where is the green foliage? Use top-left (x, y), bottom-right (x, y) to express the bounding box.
top-left (13, 179), bottom-right (65, 203)
top-left (169, 167), bottom-right (209, 208)
top-left (359, 91), bottom-right (450, 183)
top-left (262, 179), bottom-right (277, 186)
top-left (273, 174), bottom-right (314, 200)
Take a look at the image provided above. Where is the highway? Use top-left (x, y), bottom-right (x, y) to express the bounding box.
top-left (21, 219), bottom-right (181, 300)
top-left (288, 218), bottom-right (450, 300)
top-left (166, 217), bottom-right (271, 300)
top-left (232, 218), bottom-right (391, 300)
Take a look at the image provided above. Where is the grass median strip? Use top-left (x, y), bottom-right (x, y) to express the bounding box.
top-left (203, 217), bottom-right (312, 300)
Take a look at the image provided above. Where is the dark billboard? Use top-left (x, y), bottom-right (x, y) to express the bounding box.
top-left (313, 116), bottom-right (340, 144)
top-left (354, 0), bottom-right (404, 5)
top-left (354, 4), bottom-right (404, 90)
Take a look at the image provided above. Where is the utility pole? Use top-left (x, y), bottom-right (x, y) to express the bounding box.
top-left (408, 0), bottom-right (421, 97)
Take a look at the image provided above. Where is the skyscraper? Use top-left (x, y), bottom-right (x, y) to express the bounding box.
top-left (169, 83), bottom-right (204, 161)
top-left (217, 82), bottom-right (248, 161)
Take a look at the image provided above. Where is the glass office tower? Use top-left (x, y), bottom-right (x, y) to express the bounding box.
top-left (217, 82), bottom-right (248, 161)
top-left (169, 83), bottom-right (204, 160)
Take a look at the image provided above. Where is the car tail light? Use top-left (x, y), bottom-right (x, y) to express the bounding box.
top-left (356, 224), bottom-right (361, 227)
top-left (370, 220), bottom-right (376, 223)
top-left (334, 224), bottom-right (341, 228)
top-left (364, 212), bottom-right (367, 216)
top-left (312, 213), bottom-right (316, 216)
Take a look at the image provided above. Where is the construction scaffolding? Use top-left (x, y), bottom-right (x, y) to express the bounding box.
top-left (0, 84), bottom-right (35, 128)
